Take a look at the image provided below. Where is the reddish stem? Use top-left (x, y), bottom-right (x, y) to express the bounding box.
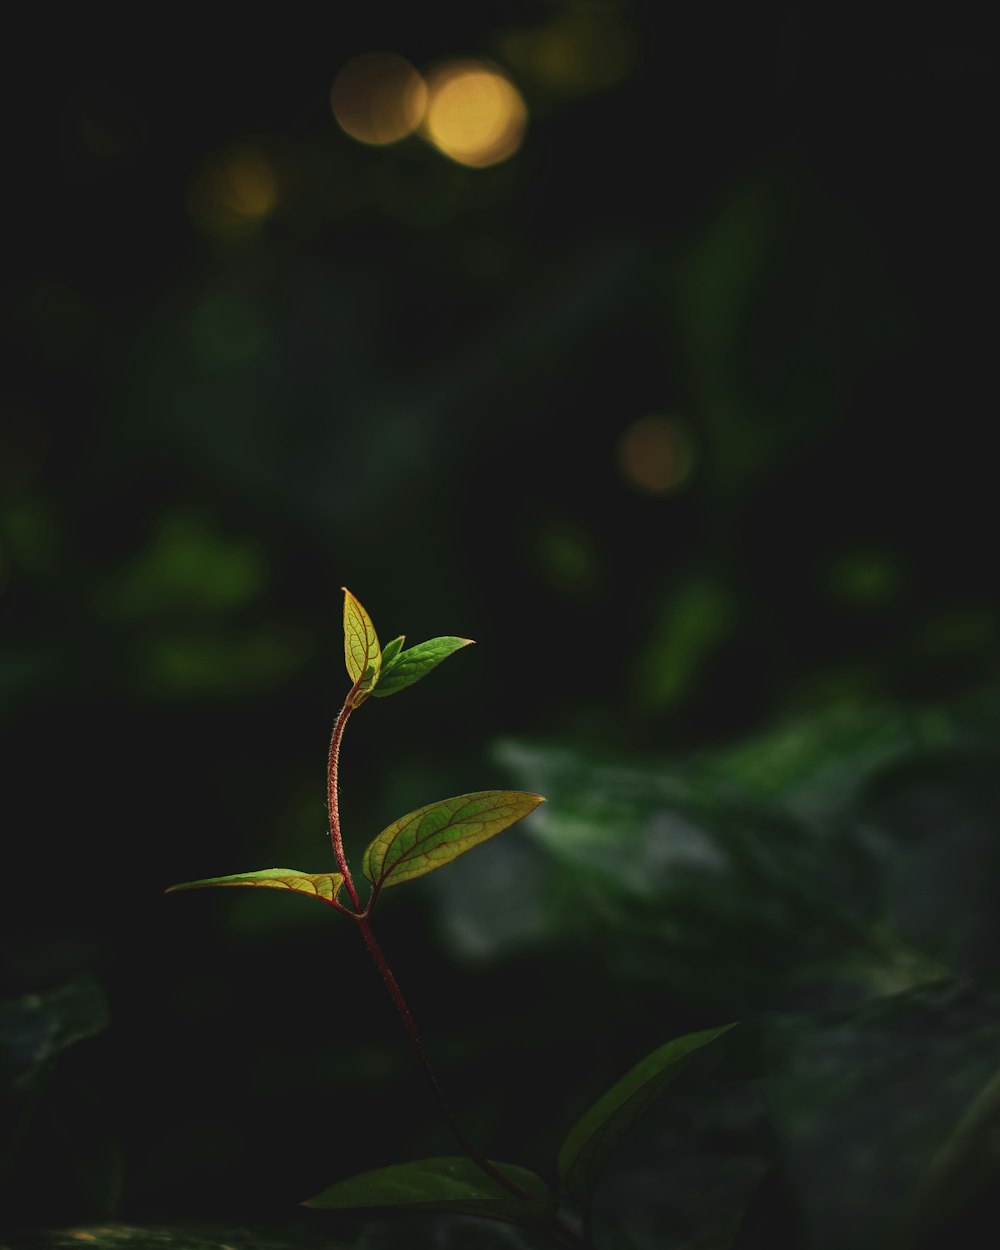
top-left (356, 917), bottom-right (530, 1202)
top-left (327, 680), bottom-right (531, 1208)
top-left (327, 686), bottom-right (361, 911)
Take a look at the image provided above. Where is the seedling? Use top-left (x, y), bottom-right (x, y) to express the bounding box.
top-left (167, 590), bottom-right (734, 1247)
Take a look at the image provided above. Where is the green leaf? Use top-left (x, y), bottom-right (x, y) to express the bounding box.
top-left (558, 1023), bottom-right (737, 1203)
top-left (380, 634), bottom-right (405, 665)
top-left (370, 636), bottom-right (473, 698)
top-left (342, 588), bottom-right (380, 689)
top-left (0, 1225), bottom-right (342, 1248)
top-left (740, 972), bottom-right (1000, 1250)
top-left (302, 1156), bottom-right (553, 1228)
top-left (362, 791), bottom-right (544, 890)
top-left (0, 976), bottom-right (109, 1094)
top-left (165, 868), bottom-right (345, 906)
top-left (474, 722), bottom-right (959, 1010)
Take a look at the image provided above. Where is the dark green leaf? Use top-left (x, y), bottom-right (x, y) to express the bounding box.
top-left (558, 1024), bottom-right (737, 1203)
top-left (0, 1225), bottom-right (345, 1249)
top-left (303, 1156), bottom-right (553, 1228)
top-left (744, 972), bottom-right (1000, 1250)
top-left (0, 976), bottom-right (108, 1094)
top-left (449, 721), bottom-right (962, 1010)
top-left (370, 637), bottom-right (472, 698)
top-left (362, 791), bottom-right (544, 889)
top-left (165, 868), bottom-right (345, 906)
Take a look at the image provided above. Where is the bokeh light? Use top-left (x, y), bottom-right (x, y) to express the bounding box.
top-left (498, 10), bottom-right (636, 97)
top-left (331, 52), bottom-right (428, 146)
top-left (422, 60), bottom-right (527, 168)
top-left (187, 147), bottom-right (279, 238)
top-left (617, 415), bottom-right (695, 494)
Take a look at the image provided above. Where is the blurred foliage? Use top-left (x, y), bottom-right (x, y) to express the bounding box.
top-left (0, 978), bottom-right (116, 1225)
top-left (0, 1229), bottom-right (344, 1250)
top-left (1, 0), bottom-right (996, 1245)
top-left (431, 696), bottom-right (1000, 1012)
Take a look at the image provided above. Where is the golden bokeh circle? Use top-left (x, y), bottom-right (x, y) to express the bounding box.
top-left (331, 52), bottom-right (428, 146)
top-left (422, 60), bottom-right (527, 168)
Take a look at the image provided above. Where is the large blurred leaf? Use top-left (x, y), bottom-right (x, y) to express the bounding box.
top-left (430, 701), bottom-right (1000, 1012)
top-left (304, 1156), bottom-right (553, 1228)
top-left (734, 971), bottom-right (1000, 1250)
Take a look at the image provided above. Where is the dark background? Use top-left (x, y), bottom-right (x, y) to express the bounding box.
top-left (2, 3), bottom-right (997, 1245)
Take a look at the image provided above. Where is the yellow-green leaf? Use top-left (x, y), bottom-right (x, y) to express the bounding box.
top-left (165, 868), bottom-right (345, 906)
top-left (342, 588), bottom-right (381, 689)
top-left (362, 791), bottom-right (544, 890)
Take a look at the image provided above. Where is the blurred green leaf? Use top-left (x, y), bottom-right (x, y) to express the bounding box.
top-left (190, 293), bottom-right (268, 369)
top-left (97, 510), bottom-right (265, 619)
top-left (435, 701), bottom-right (995, 1009)
top-left (363, 792), bottom-right (544, 890)
top-left (303, 1156), bottom-right (552, 1228)
top-left (0, 497), bottom-right (56, 574)
top-left (632, 576), bottom-right (736, 712)
top-left (0, 1225), bottom-right (346, 1249)
top-left (740, 972), bottom-right (1000, 1250)
top-left (559, 1024), bottom-right (736, 1204)
top-left (371, 637), bottom-right (473, 698)
top-left (165, 869), bottom-right (344, 907)
top-left (0, 977), bottom-right (113, 1209)
top-left (825, 549), bottom-right (903, 608)
top-left (0, 976), bottom-right (108, 1094)
top-left (137, 626), bottom-right (308, 696)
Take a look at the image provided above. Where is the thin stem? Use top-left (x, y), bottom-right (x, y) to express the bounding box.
top-left (356, 917), bottom-right (530, 1203)
top-left (326, 680), bottom-right (549, 1223)
top-left (327, 684), bottom-right (361, 911)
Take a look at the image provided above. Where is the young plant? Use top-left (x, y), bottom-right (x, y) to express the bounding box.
top-left (167, 590), bottom-right (735, 1248)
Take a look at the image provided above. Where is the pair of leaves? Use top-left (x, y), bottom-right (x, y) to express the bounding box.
top-left (304, 1024), bottom-right (735, 1228)
top-left (165, 793), bottom-right (543, 903)
top-left (342, 589), bottom-right (471, 702)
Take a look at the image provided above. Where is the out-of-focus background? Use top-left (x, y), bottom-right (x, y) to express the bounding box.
top-left (2, 4), bottom-right (997, 1248)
